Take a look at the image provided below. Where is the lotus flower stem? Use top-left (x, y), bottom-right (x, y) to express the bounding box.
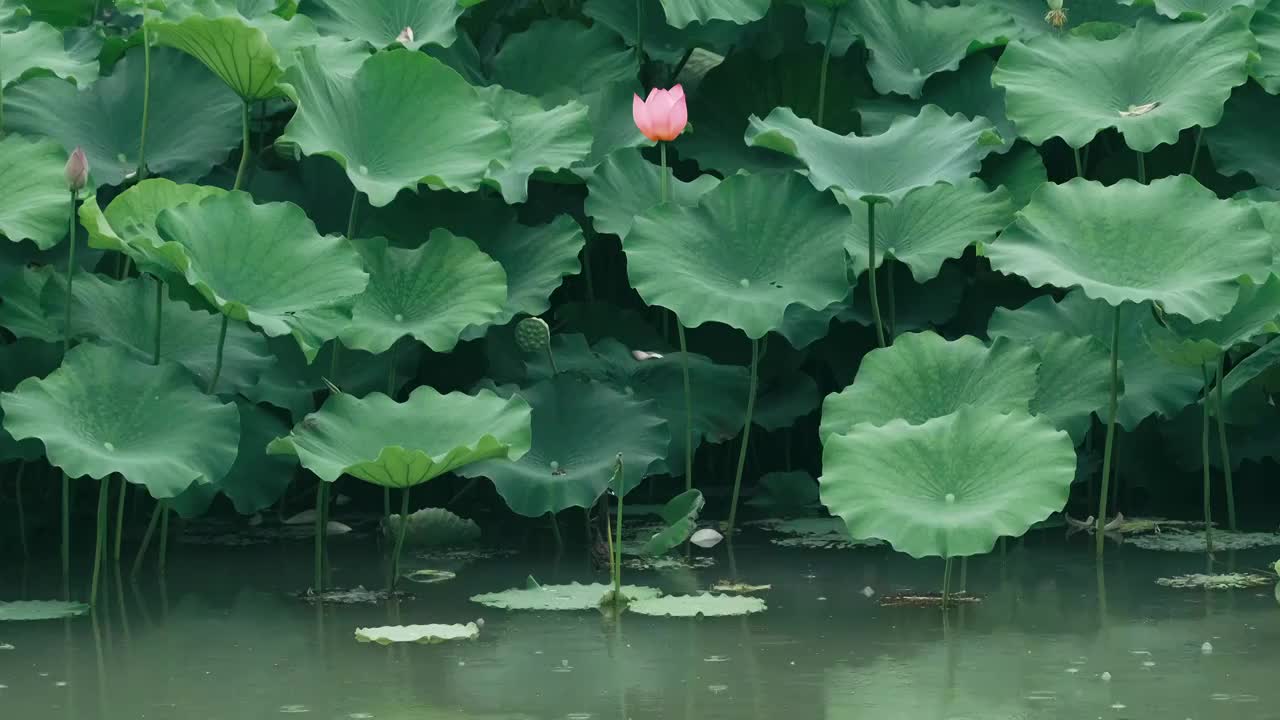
top-left (1189, 128), bottom-right (1203, 177)
top-left (152, 277), bottom-right (163, 365)
top-left (232, 101), bottom-right (251, 191)
top-left (1095, 305), bottom-right (1121, 558)
top-left (64, 189), bottom-right (79, 354)
top-left (89, 477), bottom-right (110, 605)
top-left (817, 4), bottom-right (841, 127)
top-left (1214, 358), bottom-right (1236, 531)
top-left (113, 475), bottom-right (127, 563)
top-left (207, 314), bottom-right (228, 394)
top-left (158, 502), bottom-right (170, 574)
top-left (612, 453), bottom-right (625, 597)
top-left (138, 9), bottom-right (152, 180)
top-left (131, 501), bottom-right (162, 577)
top-left (659, 143), bottom-right (669, 202)
top-left (1136, 151), bottom-right (1146, 184)
top-left (61, 473), bottom-right (71, 594)
top-left (661, 142), bottom-right (696, 492)
top-left (14, 462), bottom-right (28, 558)
top-left (390, 487), bottom-right (410, 590)
top-left (314, 481), bottom-right (328, 594)
top-left (1200, 363), bottom-right (1215, 554)
top-left (865, 202), bottom-right (888, 347)
top-left (725, 337), bottom-right (760, 534)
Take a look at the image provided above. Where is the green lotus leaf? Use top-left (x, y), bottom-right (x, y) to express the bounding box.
top-left (1022, 332), bottom-right (1113, 444)
top-left (457, 376), bottom-right (668, 517)
top-left (820, 331), bottom-right (1039, 441)
top-left (585, 148), bottom-right (721, 238)
top-left (658, 0), bottom-right (767, 27)
top-left (754, 371), bottom-right (821, 431)
top-left (972, 0), bottom-right (1148, 39)
top-left (803, 0), bottom-right (1015, 98)
top-left (355, 622), bottom-right (479, 645)
top-left (982, 142), bottom-right (1047, 209)
top-left (747, 470), bottom-right (820, 509)
top-left (1119, 0), bottom-right (1259, 20)
top-left (991, 10), bottom-right (1255, 151)
top-left (987, 176), bottom-right (1271, 323)
top-left (0, 600), bottom-right (89, 621)
top-left (988, 290), bottom-right (1203, 430)
top-left (1205, 82), bottom-right (1280, 187)
top-left (0, 134), bottom-right (71, 250)
top-left (339, 232), bottom-right (506, 355)
top-left (640, 489), bottom-right (705, 556)
top-left (300, 0), bottom-right (471, 50)
top-left (840, 260), bottom-right (968, 334)
top-left (79, 178), bottom-right (225, 276)
top-left (242, 336), bottom-right (418, 419)
top-left (1149, 275), bottom-right (1280, 367)
top-left (821, 407), bottom-right (1075, 558)
top-left (477, 86), bottom-right (592, 204)
top-left (582, 0), bottom-right (740, 64)
top-left (0, 20), bottom-right (98, 89)
top-left (266, 385), bottom-right (532, 487)
top-left (491, 19), bottom-right (635, 102)
top-left (0, 343), bottom-right (239, 497)
top-left (577, 80), bottom-right (650, 170)
top-left (153, 191), bottom-right (368, 340)
top-left (279, 48), bottom-right (508, 207)
top-left (150, 10), bottom-right (289, 100)
top-left (0, 339), bottom-right (60, 461)
top-left (383, 507), bottom-right (481, 548)
top-left (5, 47), bottom-right (242, 186)
top-left (1252, 1), bottom-right (1280, 93)
top-left (844, 178), bottom-right (1014, 282)
top-left (746, 105), bottom-right (1000, 205)
top-left (470, 582), bottom-right (661, 611)
top-left (202, 399), bottom-right (294, 514)
top-left (0, 265), bottom-right (60, 341)
top-left (1220, 336), bottom-right (1280, 415)
top-left (628, 593), bottom-right (766, 617)
top-left (625, 172), bottom-right (850, 339)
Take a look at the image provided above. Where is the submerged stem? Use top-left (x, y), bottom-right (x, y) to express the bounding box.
top-left (314, 482), bottom-right (328, 594)
top-left (817, 4), bottom-right (840, 127)
top-left (941, 556), bottom-right (953, 608)
top-left (1214, 358), bottom-right (1236, 531)
top-left (726, 338), bottom-right (760, 534)
top-left (131, 502), bottom-right (161, 577)
top-left (113, 475), bottom-right (127, 563)
top-left (390, 487), bottom-right (411, 590)
top-left (865, 202), bottom-right (887, 347)
top-left (1189, 127), bottom-right (1203, 178)
top-left (61, 473), bottom-right (71, 593)
top-left (89, 477), bottom-right (110, 606)
top-left (1201, 363), bottom-right (1215, 554)
top-left (207, 314), bottom-right (229, 394)
top-left (1095, 305), bottom-right (1121, 558)
top-left (677, 326), bottom-right (694, 490)
top-left (232, 101), bottom-right (251, 191)
top-left (14, 462), bottom-right (27, 558)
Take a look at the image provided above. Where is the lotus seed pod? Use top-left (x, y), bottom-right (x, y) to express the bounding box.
top-left (64, 147), bottom-right (88, 191)
top-left (514, 316), bottom-right (551, 352)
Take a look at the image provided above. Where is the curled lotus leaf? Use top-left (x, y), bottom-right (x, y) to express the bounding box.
top-left (300, 0), bottom-right (472, 50)
top-left (1151, 275), bottom-right (1280, 367)
top-left (477, 86), bottom-right (593, 204)
top-left (79, 178), bottom-right (226, 278)
top-left (0, 134), bottom-right (73, 251)
top-left (0, 20), bottom-right (98, 89)
top-left (640, 489), bottom-right (705, 556)
top-left (150, 10), bottom-right (290, 100)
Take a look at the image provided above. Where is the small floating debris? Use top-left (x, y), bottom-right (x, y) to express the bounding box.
top-left (401, 569), bottom-right (457, 584)
top-left (0, 643), bottom-right (13, 650)
top-left (708, 684), bottom-right (729, 695)
top-left (471, 582), bottom-right (661, 611)
top-left (1201, 642), bottom-right (1213, 654)
top-left (1156, 573), bottom-right (1272, 590)
top-left (354, 622), bottom-right (480, 645)
top-left (1127, 529), bottom-right (1280, 552)
top-left (279, 705), bottom-right (310, 713)
top-left (624, 555), bottom-right (715, 571)
top-left (860, 586), bottom-right (876, 598)
top-left (0, 601), bottom-right (89, 621)
top-left (703, 655), bottom-right (730, 663)
top-left (878, 591), bottom-right (980, 608)
top-left (709, 581), bottom-right (771, 594)
top-left (1100, 672), bottom-right (1112, 682)
top-left (295, 586), bottom-right (412, 605)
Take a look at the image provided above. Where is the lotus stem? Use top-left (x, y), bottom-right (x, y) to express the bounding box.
top-left (1201, 363), bottom-right (1215, 554)
top-left (817, 4), bottom-right (840, 127)
top-left (1136, 151), bottom-right (1146, 184)
top-left (725, 337), bottom-right (760, 534)
top-left (549, 511), bottom-right (562, 548)
top-left (1189, 127), bottom-right (1203, 178)
top-left (233, 101), bottom-right (251, 191)
top-left (113, 475), bottom-right (127, 563)
top-left (865, 202), bottom-right (887, 347)
top-left (152, 277), bottom-right (163, 364)
top-left (941, 556), bottom-right (953, 609)
top-left (1073, 147), bottom-right (1083, 178)
top-left (659, 142), bottom-right (669, 204)
top-left (61, 472), bottom-right (71, 594)
top-left (670, 47), bottom-right (693, 85)
top-left (158, 502), bottom-right (170, 574)
top-left (1095, 305), bottom-right (1121, 558)
top-left (346, 187), bottom-right (361, 240)
top-left (613, 453), bottom-right (625, 597)
top-left (314, 481), bottom-right (328, 594)
top-left (662, 142), bottom-right (696, 492)
top-left (89, 477), bottom-right (110, 606)
top-left (138, 10), bottom-right (152, 180)
top-left (14, 462), bottom-right (28, 558)
top-left (207, 314), bottom-right (228, 394)
top-left (1214, 358), bottom-right (1236, 531)
top-left (131, 501), bottom-right (161, 577)
top-left (390, 487), bottom-right (410, 591)
top-left (884, 258), bottom-right (896, 340)
top-left (64, 189), bottom-right (78, 354)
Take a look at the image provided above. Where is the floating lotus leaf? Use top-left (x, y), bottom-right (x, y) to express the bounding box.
top-left (585, 148), bottom-right (720, 238)
top-left (820, 331), bottom-right (1039, 441)
top-left (1205, 82), bottom-right (1280, 187)
top-left (471, 582), bottom-right (661, 611)
top-left (477, 86), bottom-right (592, 204)
top-left (402, 569), bottom-right (456, 584)
top-left (988, 176), bottom-right (1271, 323)
top-left (383, 507), bottom-right (481, 548)
top-left (844, 179), bottom-right (1014, 281)
top-left (0, 339), bottom-right (60, 461)
top-left (746, 105), bottom-right (1000, 204)
top-left (0, 20), bottom-right (98, 89)
top-left (457, 376), bottom-right (668, 517)
top-left (820, 407), bottom-right (1075, 558)
top-left (150, 10), bottom-right (290, 99)
top-left (803, 0), bottom-right (1015, 98)
top-left (625, 171), bottom-right (850, 339)
top-left (1119, 0), bottom-right (1259, 20)
top-left (1155, 572), bottom-right (1272, 589)
top-left (301, 0), bottom-right (472, 50)
top-left (355, 622), bottom-right (479, 645)
top-left (748, 516), bottom-right (885, 550)
top-left (5, 47), bottom-right (242, 186)
top-left (640, 489), bottom-right (705, 556)
top-left (0, 343), bottom-right (240, 498)
top-left (268, 386), bottom-right (531, 488)
top-left (628, 593), bottom-right (766, 617)
top-left (153, 191), bottom-right (369, 341)
top-left (1252, 1), bottom-right (1280, 93)
top-left (988, 291), bottom-right (1202, 430)
top-left (279, 47), bottom-right (509, 206)
top-left (991, 10), bottom-right (1255, 151)
top-left (491, 19), bottom-right (634, 100)
top-left (340, 232), bottom-right (506, 355)
top-left (0, 600), bottom-right (89, 621)
top-left (80, 178), bottom-right (225, 278)
top-left (0, 134), bottom-right (71, 250)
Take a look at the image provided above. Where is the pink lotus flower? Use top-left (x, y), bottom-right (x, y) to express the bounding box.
top-left (396, 26), bottom-right (414, 44)
top-left (64, 147), bottom-right (88, 191)
top-left (632, 85), bottom-right (687, 142)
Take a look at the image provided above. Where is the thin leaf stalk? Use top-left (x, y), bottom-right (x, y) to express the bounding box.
top-left (817, 4), bottom-right (840, 127)
top-left (725, 337), bottom-right (760, 534)
top-left (64, 189), bottom-right (78, 354)
top-left (113, 475), bottom-right (127, 563)
top-left (865, 202), bottom-right (887, 347)
top-left (138, 12), bottom-right (152, 179)
top-left (207, 314), bottom-right (229, 394)
top-left (232, 101), bottom-right (251, 191)
top-left (941, 556), bottom-right (953, 608)
top-left (1095, 305), bottom-right (1121, 557)
top-left (89, 477), bottom-right (110, 606)
top-left (1214, 358), bottom-right (1236, 531)
top-left (314, 481), bottom-right (328, 594)
top-left (15, 462), bottom-right (28, 558)
top-left (662, 142), bottom-right (696, 492)
top-left (1200, 363), bottom-right (1215, 554)
top-left (390, 487), bottom-right (411, 590)
top-left (612, 454), bottom-right (625, 597)
top-left (131, 501), bottom-right (162, 577)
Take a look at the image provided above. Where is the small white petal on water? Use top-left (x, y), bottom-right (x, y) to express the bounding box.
top-left (1111, 704), bottom-right (1127, 710)
top-left (284, 509), bottom-right (317, 525)
top-left (708, 685), bottom-right (729, 695)
top-left (1065, 668), bottom-right (1079, 674)
top-left (1100, 672), bottom-right (1112, 681)
top-left (326, 521), bottom-right (352, 535)
top-left (1142, 661), bottom-right (1156, 668)
top-left (861, 586), bottom-right (875, 598)
top-left (347, 714), bottom-right (373, 719)
top-left (703, 655), bottom-right (729, 663)
top-left (690, 528), bottom-right (723, 548)
top-left (1201, 642), bottom-right (1214, 654)
top-left (0, 643), bottom-right (13, 650)
top-left (279, 705), bottom-right (310, 713)
top-left (54, 681), bottom-right (67, 687)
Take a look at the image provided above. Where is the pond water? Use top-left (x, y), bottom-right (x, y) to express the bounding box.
top-left (1, 525), bottom-right (1278, 720)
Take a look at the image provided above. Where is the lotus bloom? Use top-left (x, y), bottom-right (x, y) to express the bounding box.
top-left (64, 147), bottom-right (88, 191)
top-left (632, 85), bottom-right (688, 142)
top-left (396, 26), bottom-right (414, 44)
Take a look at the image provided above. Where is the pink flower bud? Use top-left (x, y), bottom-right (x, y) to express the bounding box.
top-left (631, 350), bottom-right (664, 361)
top-left (632, 85), bottom-right (688, 142)
top-left (64, 147), bottom-right (88, 191)
top-left (395, 26), bottom-right (414, 44)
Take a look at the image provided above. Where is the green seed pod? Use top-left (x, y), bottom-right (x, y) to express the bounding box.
top-left (514, 316), bottom-right (551, 353)
top-left (1046, 0), bottom-right (1063, 10)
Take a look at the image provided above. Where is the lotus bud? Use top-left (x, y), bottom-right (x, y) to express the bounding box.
top-left (514, 316), bottom-right (551, 353)
top-left (632, 85), bottom-right (688, 142)
top-left (64, 147), bottom-right (88, 191)
top-left (690, 528), bottom-right (723, 548)
top-left (631, 350), bottom-right (664, 361)
top-left (396, 26), bottom-right (414, 45)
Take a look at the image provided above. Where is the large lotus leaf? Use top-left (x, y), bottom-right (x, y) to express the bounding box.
top-left (5, 47), bottom-right (242, 186)
top-left (746, 105), bottom-right (1001, 205)
top-left (0, 339), bottom-right (60, 461)
top-left (0, 134), bottom-right (71, 250)
top-left (0, 265), bottom-right (60, 341)
top-left (819, 331), bottom-right (1039, 441)
top-left (457, 376), bottom-right (668, 517)
top-left (982, 141), bottom-right (1047, 209)
top-left (988, 290), bottom-right (1203, 430)
top-left (629, 593), bottom-right (766, 617)
top-left (63, 274), bottom-right (273, 395)
top-left (477, 86), bottom-right (592, 204)
top-left (844, 178), bottom-right (1014, 282)
top-left (841, 259), bottom-right (967, 333)
top-left (153, 191), bottom-right (369, 340)
top-left (1221, 336), bottom-right (1280, 415)
top-left (1120, 0), bottom-right (1259, 20)
top-left (1153, 275), bottom-right (1280, 365)
top-left (1205, 82), bottom-right (1280, 187)
top-left (0, 600), bottom-right (89, 621)
top-left (242, 336), bottom-right (418, 420)
top-left (625, 172), bottom-right (850, 339)
top-left (754, 371), bottom-right (821, 431)
top-left (640, 489), bottom-right (705, 556)
top-left (206, 400), bottom-right (295, 514)
top-left (299, 0), bottom-right (470, 50)
top-left (972, 0), bottom-right (1149, 38)
top-left (658, 0), bottom-right (767, 27)
top-left (1252, 1), bottom-right (1280, 93)
top-left (267, 385), bottom-right (532, 487)
top-left (991, 10), bottom-right (1255, 151)
top-left (79, 178), bottom-right (225, 277)
top-left (987, 176), bottom-right (1271, 323)
top-left (0, 20), bottom-right (98, 89)
top-left (0, 343), bottom-right (239, 497)
top-left (471, 582), bottom-right (661, 611)
top-left (490, 19), bottom-right (635, 100)
top-left (803, 0), bottom-right (1015, 98)
top-left (820, 407), bottom-right (1074, 558)
top-left (278, 48), bottom-right (508, 207)
top-left (150, 10), bottom-right (289, 99)
top-left (577, 80), bottom-right (650, 170)
top-left (1021, 332), bottom-right (1113, 444)
top-left (584, 148), bottom-right (721, 238)
top-left (582, 0), bottom-right (740, 64)
top-left (340, 232), bottom-right (506, 355)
